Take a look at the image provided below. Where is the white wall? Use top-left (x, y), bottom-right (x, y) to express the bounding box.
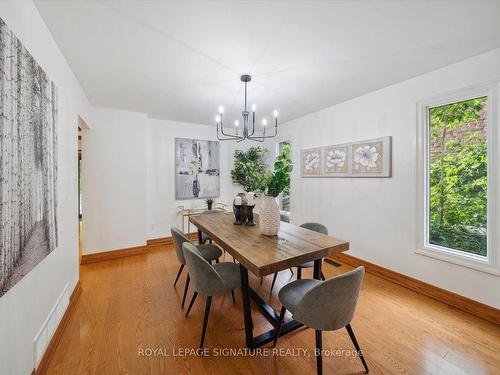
top-left (83, 114), bottom-right (248, 250)
top-left (82, 108), bottom-right (148, 254)
top-left (0, 2), bottom-right (91, 375)
top-left (273, 48), bottom-right (500, 308)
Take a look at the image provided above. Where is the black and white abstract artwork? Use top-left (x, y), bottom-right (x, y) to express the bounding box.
top-left (175, 138), bottom-right (220, 200)
top-left (0, 18), bottom-right (58, 298)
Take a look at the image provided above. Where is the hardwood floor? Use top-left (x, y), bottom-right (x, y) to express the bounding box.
top-left (45, 244), bottom-right (500, 375)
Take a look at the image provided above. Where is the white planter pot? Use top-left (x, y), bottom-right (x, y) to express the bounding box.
top-left (258, 195), bottom-right (280, 236)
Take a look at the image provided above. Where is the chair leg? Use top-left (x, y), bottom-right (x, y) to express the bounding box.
top-left (346, 324), bottom-right (369, 373)
top-left (200, 296), bottom-right (212, 348)
top-left (260, 277), bottom-right (263, 285)
top-left (270, 272), bottom-right (278, 291)
top-left (185, 291), bottom-right (198, 318)
top-left (321, 271), bottom-right (326, 281)
top-left (231, 290), bottom-right (236, 304)
top-left (273, 306), bottom-right (286, 347)
top-left (297, 267), bottom-right (302, 280)
top-left (289, 268), bottom-right (294, 276)
top-left (181, 274), bottom-right (190, 309)
top-left (315, 330), bottom-right (323, 375)
top-left (174, 264), bottom-right (184, 287)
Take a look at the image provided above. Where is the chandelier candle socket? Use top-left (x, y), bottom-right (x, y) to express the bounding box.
top-left (216, 74), bottom-right (278, 142)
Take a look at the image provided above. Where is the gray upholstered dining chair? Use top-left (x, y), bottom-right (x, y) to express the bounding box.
top-left (171, 227), bottom-right (222, 309)
top-left (198, 210), bottom-right (238, 262)
top-left (273, 266), bottom-right (368, 375)
top-left (280, 212), bottom-right (290, 223)
top-left (268, 222), bottom-right (327, 291)
top-left (295, 222), bottom-right (328, 279)
top-left (182, 242), bottom-right (241, 348)
top-left (199, 210), bottom-right (218, 244)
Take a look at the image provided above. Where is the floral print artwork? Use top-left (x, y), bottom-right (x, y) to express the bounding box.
top-left (324, 146), bottom-right (348, 174)
top-left (302, 137), bottom-right (391, 178)
top-left (352, 141), bottom-right (383, 173)
top-left (302, 149), bottom-right (322, 175)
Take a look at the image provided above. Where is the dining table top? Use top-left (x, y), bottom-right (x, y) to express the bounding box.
top-left (189, 211), bottom-right (349, 277)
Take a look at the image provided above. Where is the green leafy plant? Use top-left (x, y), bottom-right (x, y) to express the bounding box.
top-left (205, 197), bottom-right (215, 210)
top-left (256, 143), bottom-right (292, 198)
top-left (231, 147), bottom-right (268, 192)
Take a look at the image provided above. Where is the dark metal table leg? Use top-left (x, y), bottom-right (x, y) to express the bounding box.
top-left (197, 228), bottom-right (203, 244)
top-left (249, 288), bottom-right (280, 325)
top-left (313, 258), bottom-right (322, 280)
top-left (240, 264), bottom-right (254, 348)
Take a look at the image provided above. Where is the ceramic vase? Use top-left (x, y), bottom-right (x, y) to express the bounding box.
top-left (258, 195), bottom-right (280, 236)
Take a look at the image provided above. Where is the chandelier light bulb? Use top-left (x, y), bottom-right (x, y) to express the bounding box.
top-left (273, 110), bottom-right (279, 118)
top-left (215, 116), bottom-right (220, 123)
top-left (218, 106), bottom-right (224, 114)
top-left (251, 104), bottom-right (256, 112)
top-left (234, 120), bottom-right (240, 127)
top-left (262, 118), bottom-right (268, 126)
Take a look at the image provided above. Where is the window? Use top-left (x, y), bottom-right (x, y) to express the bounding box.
top-left (417, 85), bottom-right (499, 274)
top-left (428, 97), bottom-right (488, 256)
top-left (277, 141), bottom-right (291, 213)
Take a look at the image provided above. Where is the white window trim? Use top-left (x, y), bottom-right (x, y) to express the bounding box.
top-left (416, 82), bottom-right (500, 276)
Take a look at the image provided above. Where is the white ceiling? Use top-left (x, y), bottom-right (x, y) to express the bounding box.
top-left (35, 1), bottom-right (500, 126)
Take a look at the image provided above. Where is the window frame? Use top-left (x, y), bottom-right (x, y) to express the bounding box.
top-left (416, 83), bottom-right (500, 275)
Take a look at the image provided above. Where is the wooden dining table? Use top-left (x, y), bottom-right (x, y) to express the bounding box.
top-left (189, 211), bottom-right (349, 349)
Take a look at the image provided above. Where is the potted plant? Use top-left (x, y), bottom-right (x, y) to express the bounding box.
top-left (255, 144), bottom-right (292, 235)
top-left (205, 197), bottom-right (214, 210)
top-left (230, 147), bottom-right (268, 192)
top-left (230, 147), bottom-right (268, 221)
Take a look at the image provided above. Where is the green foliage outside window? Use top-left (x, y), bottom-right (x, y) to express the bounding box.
top-left (428, 97), bottom-right (487, 256)
top-left (279, 142), bottom-right (291, 211)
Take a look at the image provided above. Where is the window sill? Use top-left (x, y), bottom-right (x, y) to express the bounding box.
top-left (415, 246), bottom-right (500, 276)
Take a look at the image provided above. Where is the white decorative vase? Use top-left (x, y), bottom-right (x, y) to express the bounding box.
top-left (258, 195), bottom-right (280, 236)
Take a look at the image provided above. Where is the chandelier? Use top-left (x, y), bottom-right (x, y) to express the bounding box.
top-left (216, 74), bottom-right (278, 142)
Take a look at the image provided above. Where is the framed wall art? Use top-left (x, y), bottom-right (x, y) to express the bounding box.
top-left (301, 136), bottom-right (392, 178)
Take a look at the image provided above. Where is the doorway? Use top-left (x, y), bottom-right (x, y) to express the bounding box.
top-left (77, 115), bottom-right (89, 263)
top-left (78, 126), bottom-right (83, 262)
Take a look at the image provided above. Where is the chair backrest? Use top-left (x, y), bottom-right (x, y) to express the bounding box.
top-left (299, 222), bottom-right (328, 235)
top-left (171, 227), bottom-right (191, 264)
top-left (182, 242), bottom-right (226, 296)
top-left (293, 266), bottom-right (365, 331)
top-left (280, 213), bottom-right (290, 223)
